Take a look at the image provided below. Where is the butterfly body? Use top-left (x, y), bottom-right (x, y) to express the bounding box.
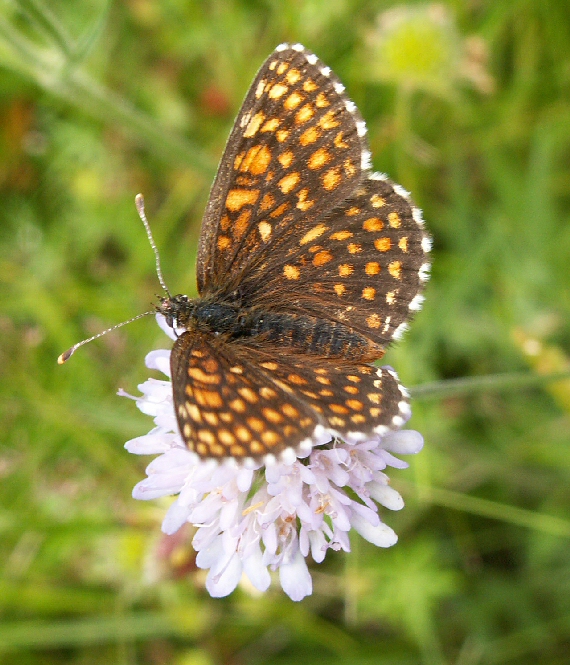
top-left (159, 44), bottom-right (430, 463)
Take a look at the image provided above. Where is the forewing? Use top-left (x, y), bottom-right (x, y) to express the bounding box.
top-left (170, 331), bottom-right (325, 460)
top-left (242, 174), bottom-right (431, 348)
top-left (197, 43), bottom-right (369, 294)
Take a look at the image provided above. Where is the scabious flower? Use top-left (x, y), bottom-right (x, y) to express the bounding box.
top-left (122, 316), bottom-right (424, 602)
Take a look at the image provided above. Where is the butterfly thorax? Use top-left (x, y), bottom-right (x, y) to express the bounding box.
top-left (157, 294), bottom-right (383, 361)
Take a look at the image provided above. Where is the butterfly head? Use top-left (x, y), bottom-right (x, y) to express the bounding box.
top-left (156, 294), bottom-right (195, 330)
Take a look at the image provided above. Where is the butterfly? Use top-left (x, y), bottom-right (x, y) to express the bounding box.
top-left (155, 43), bottom-right (430, 464)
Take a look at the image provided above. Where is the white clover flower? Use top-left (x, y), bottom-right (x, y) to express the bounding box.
top-left (122, 317), bottom-right (423, 601)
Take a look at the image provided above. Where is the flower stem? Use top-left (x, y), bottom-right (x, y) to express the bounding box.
top-left (410, 370), bottom-right (570, 401)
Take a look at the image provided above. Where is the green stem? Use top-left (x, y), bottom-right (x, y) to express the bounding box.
top-left (410, 370), bottom-right (570, 400)
top-left (0, 14), bottom-right (216, 173)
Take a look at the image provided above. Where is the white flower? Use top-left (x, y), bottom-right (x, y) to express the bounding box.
top-left (122, 316), bottom-right (423, 601)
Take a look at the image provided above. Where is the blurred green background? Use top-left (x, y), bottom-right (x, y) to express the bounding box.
top-left (1, 0), bottom-right (570, 663)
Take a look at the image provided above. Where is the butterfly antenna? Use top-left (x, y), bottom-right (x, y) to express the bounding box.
top-left (135, 193), bottom-right (171, 297)
top-left (58, 310), bottom-right (155, 364)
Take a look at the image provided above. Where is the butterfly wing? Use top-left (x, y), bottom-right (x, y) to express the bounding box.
top-left (240, 174), bottom-right (431, 348)
top-left (171, 332), bottom-right (409, 460)
top-left (196, 44), bottom-right (369, 295)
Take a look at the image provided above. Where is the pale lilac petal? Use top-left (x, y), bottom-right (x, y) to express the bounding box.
top-left (206, 553), bottom-right (243, 598)
top-left (162, 499), bottom-right (192, 534)
top-left (367, 482), bottom-right (405, 510)
top-left (351, 513), bottom-right (398, 547)
top-left (279, 549), bottom-right (313, 601)
top-left (243, 546), bottom-right (271, 592)
top-left (381, 430), bottom-right (424, 455)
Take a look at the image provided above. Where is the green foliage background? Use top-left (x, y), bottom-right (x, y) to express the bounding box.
top-left (1, 1), bottom-right (569, 663)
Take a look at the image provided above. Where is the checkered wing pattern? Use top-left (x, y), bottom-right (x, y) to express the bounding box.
top-left (197, 44), bottom-right (368, 295)
top-left (242, 174), bottom-right (431, 347)
top-left (171, 331), bottom-right (410, 459)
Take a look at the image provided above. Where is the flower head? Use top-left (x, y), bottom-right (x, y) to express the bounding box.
top-left (122, 316), bottom-right (423, 601)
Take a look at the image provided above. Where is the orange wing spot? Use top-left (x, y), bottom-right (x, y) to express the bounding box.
top-left (262, 431), bottom-right (281, 446)
top-left (348, 243), bottom-right (362, 254)
top-left (388, 261), bottom-right (402, 279)
top-left (398, 236), bottom-right (409, 252)
top-left (334, 132), bottom-right (349, 149)
top-left (259, 192), bottom-right (275, 212)
top-left (347, 375), bottom-right (361, 382)
top-left (235, 426), bottom-right (251, 442)
top-left (278, 172), bottom-right (300, 194)
top-left (277, 62), bottom-right (289, 75)
top-left (318, 110), bottom-right (340, 129)
top-left (365, 261), bottom-right (381, 276)
top-left (375, 237), bottom-right (392, 252)
top-left (270, 202), bottom-right (290, 218)
top-left (226, 189), bottom-right (260, 211)
top-left (259, 386), bottom-right (278, 399)
top-left (218, 430), bottom-right (236, 446)
top-left (186, 403), bottom-right (202, 422)
top-left (338, 263), bottom-right (354, 277)
top-left (244, 112), bottom-right (266, 137)
top-left (247, 417), bottom-right (265, 432)
top-left (194, 389), bottom-right (223, 409)
top-left (238, 387), bottom-right (259, 403)
top-left (229, 398), bottom-right (246, 413)
top-left (268, 60), bottom-right (278, 71)
top-left (276, 129), bottom-right (290, 142)
top-left (320, 389), bottom-right (334, 397)
top-left (261, 118), bottom-right (280, 132)
top-left (308, 148), bottom-right (332, 170)
top-left (388, 212), bottom-right (402, 228)
top-left (344, 159), bottom-right (356, 176)
top-left (178, 404), bottom-right (187, 418)
top-left (362, 287), bottom-right (376, 300)
top-left (282, 425), bottom-right (295, 437)
top-left (330, 230), bottom-right (353, 240)
top-left (183, 423), bottom-right (193, 440)
top-left (286, 68), bottom-right (301, 84)
top-left (288, 373), bottom-right (308, 385)
top-left (255, 79), bottom-right (266, 98)
top-left (303, 78), bottom-right (318, 92)
top-left (300, 223), bottom-right (328, 245)
top-left (344, 385), bottom-right (359, 395)
top-left (386, 291), bottom-right (396, 304)
top-left (363, 217), bottom-right (384, 231)
top-left (334, 283), bottom-right (346, 296)
top-left (283, 264), bottom-right (300, 280)
top-left (230, 444), bottom-right (247, 456)
top-left (367, 393), bottom-right (382, 404)
top-left (322, 166), bottom-right (342, 191)
top-left (187, 367), bottom-right (221, 384)
top-left (351, 414), bottom-right (366, 424)
top-left (203, 412), bottom-right (219, 426)
top-left (263, 408), bottom-right (283, 424)
top-left (220, 214), bottom-right (231, 231)
top-left (260, 361), bottom-right (278, 370)
top-left (315, 92), bottom-right (330, 108)
top-left (330, 403), bottom-right (350, 415)
top-left (258, 221), bottom-right (272, 241)
top-left (198, 429), bottom-right (217, 445)
top-left (249, 441), bottom-right (265, 455)
top-left (284, 91), bottom-right (304, 110)
top-left (299, 126), bottom-right (321, 146)
top-left (233, 209), bottom-right (252, 239)
top-left (296, 189), bottom-right (315, 211)
top-left (241, 145), bottom-right (272, 175)
top-left (313, 250), bottom-right (333, 266)
top-left (370, 194), bottom-right (386, 207)
top-left (217, 235), bottom-right (231, 251)
top-left (234, 151), bottom-right (245, 170)
top-left (278, 150), bottom-right (294, 168)
top-left (316, 375), bottom-right (331, 385)
top-left (329, 416), bottom-right (346, 427)
top-left (346, 399), bottom-right (364, 411)
top-left (295, 103), bottom-right (315, 124)
top-left (282, 404), bottom-right (299, 418)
